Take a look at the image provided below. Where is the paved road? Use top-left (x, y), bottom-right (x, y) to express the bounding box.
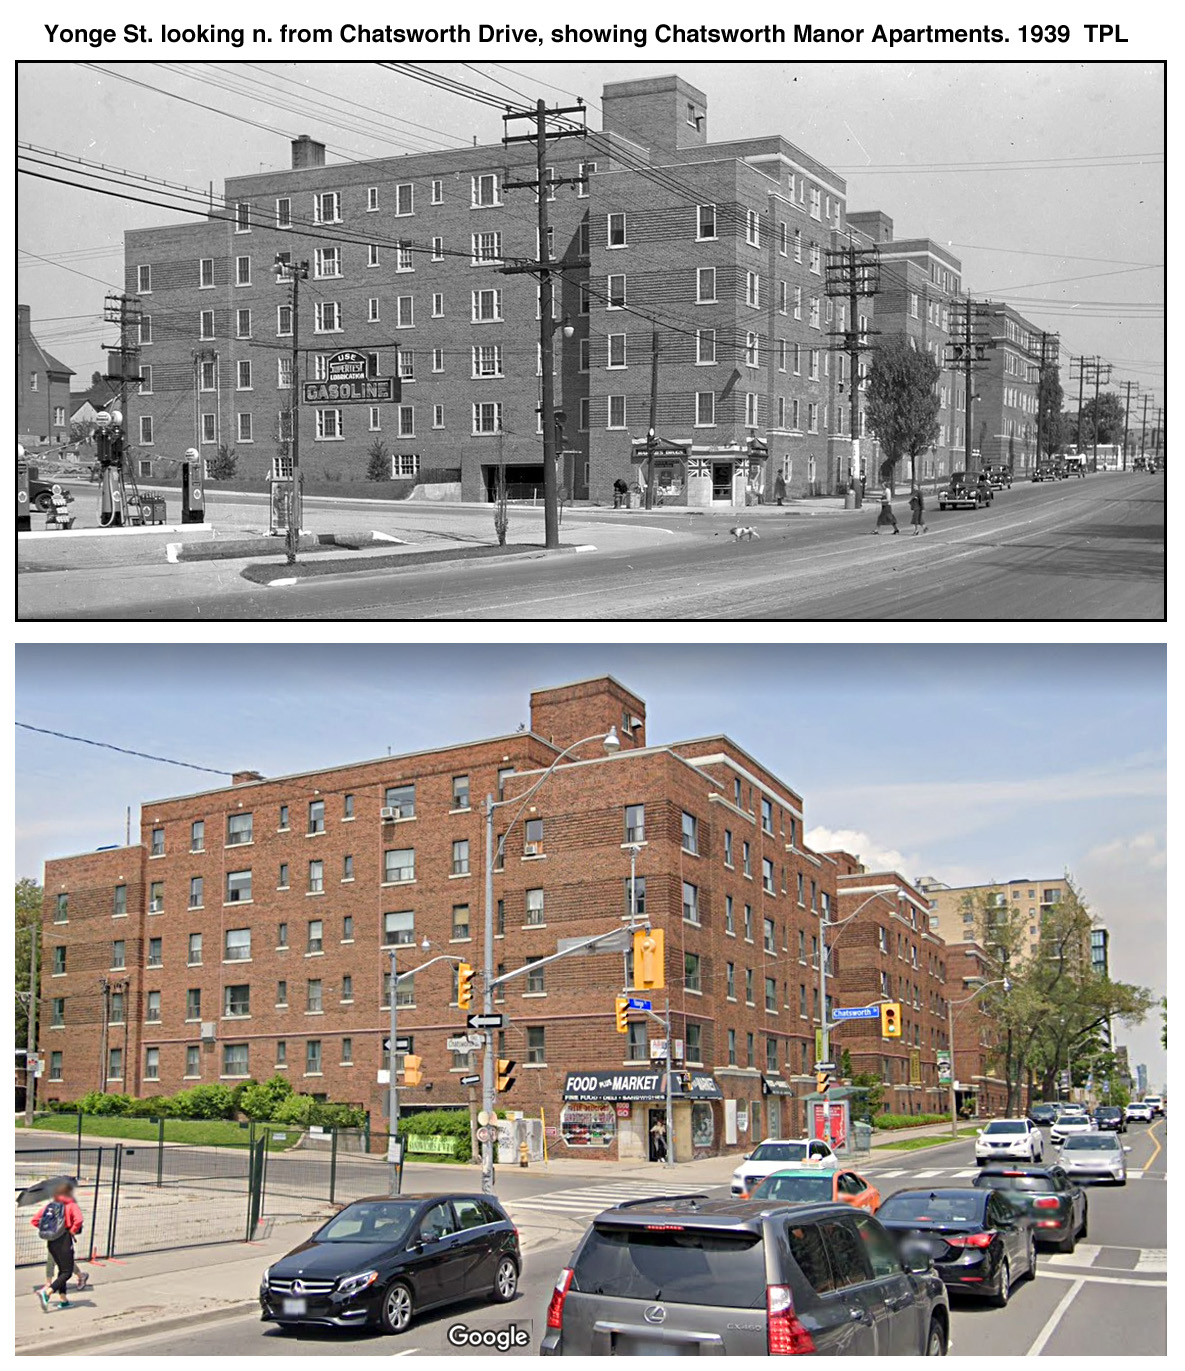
top-left (22, 473), bottom-right (1163, 620)
top-left (81, 1118), bottom-right (1166, 1357)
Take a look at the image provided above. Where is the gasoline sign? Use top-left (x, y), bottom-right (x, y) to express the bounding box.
top-left (302, 349), bottom-right (399, 404)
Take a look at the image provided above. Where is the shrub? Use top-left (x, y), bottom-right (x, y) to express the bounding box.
top-left (366, 438), bottom-right (391, 482)
top-left (874, 1112), bottom-right (952, 1130)
top-left (238, 1075), bottom-right (295, 1122)
top-left (170, 1083), bottom-right (234, 1120)
top-left (207, 444), bottom-right (237, 480)
top-left (125, 1095), bottom-right (174, 1119)
top-left (75, 1090), bottom-right (133, 1116)
top-left (396, 1108), bottom-right (472, 1142)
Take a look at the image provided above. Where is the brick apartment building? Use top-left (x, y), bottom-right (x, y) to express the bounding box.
top-left (825, 854), bottom-right (951, 1116)
top-left (40, 676), bottom-right (857, 1162)
top-left (18, 304), bottom-right (75, 447)
top-left (119, 73), bottom-right (953, 507)
top-left (974, 302), bottom-right (1044, 474)
top-left (920, 875), bottom-right (1071, 966)
top-left (945, 941), bottom-right (1009, 1116)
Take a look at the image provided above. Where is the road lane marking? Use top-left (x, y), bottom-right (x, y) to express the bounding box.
top-left (1135, 1249), bottom-right (1168, 1272)
top-left (1026, 1277), bottom-right (1085, 1356)
top-left (952, 1169), bottom-right (979, 1178)
top-left (872, 1169), bottom-right (907, 1177)
top-left (1045, 1243), bottom-right (1100, 1267)
top-left (1036, 1271), bottom-right (1166, 1288)
top-left (1144, 1118), bottom-right (1164, 1171)
top-left (911, 1170), bottom-right (945, 1178)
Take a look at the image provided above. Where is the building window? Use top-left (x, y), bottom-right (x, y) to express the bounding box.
top-left (697, 267), bottom-right (716, 303)
top-left (696, 329), bottom-right (716, 365)
top-left (452, 775), bottom-right (470, 810)
top-left (306, 978), bottom-right (323, 1013)
top-left (695, 392), bottom-right (715, 427)
top-left (521, 887), bottom-right (544, 926)
top-left (307, 799), bottom-right (325, 834)
top-left (109, 991), bottom-right (124, 1024)
top-left (697, 203), bottom-right (717, 240)
top-left (451, 839), bottom-right (470, 877)
top-left (186, 987), bottom-right (201, 1021)
top-left (137, 264), bottom-right (151, 294)
top-left (236, 309), bottom-right (251, 339)
top-left (526, 1026), bottom-right (546, 1064)
top-left (223, 983), bottom-right (250, 1019)
top-left (431, 178), bottom-right (443, 204)
top-left (607, 333), bottom-right (627, 369)
top-left (224, 927), bottom-right (251, 961)
top-left (473, 402), bottom-right (502, 435)
top-left (54, 893), bottom-right (69, 923)
top-left (188, 933), bottom-right (202, 965)
top-left (277, 305), bottom-right (292, 337)
top-left (624, 803), bottom-right (645, 844)
top-left (607, 395), bottom-right (626, 429)
top-left (473, 344), bottom-right (503, 378)
top-left (765, 977), bottom-right (778, 1012)
top-left (49, 1051), bottom-right (63, 1081)
top-left (308, 861), bottom-right (324, 895)
top-left (108, 1048), bottom-right (123, 1081)
top-left (746, 272), bottom-right (760, 308)
top-left (607, 274), bottom-right (626, 308)
top-left (148, 880), bottom-right (164, 913)
top-left (746, 207), bottom-right (760, 247)
top-left (139, 315), bottom-right (152, 345)
top-left (728, 1029), bottom-right (737, 1066)
top-left (315, 409), bottom-right (342, 441)
top-left (625, 875), bottom-right (646, 917)
top-left (682, 881), bottom-right (700, 925)
top-left (578, 161), bottom-right (596, 197)
top-left (625, 1021), bottom-right (648, 1061)
top-left (384, 910), bottom-right (414, 946)
top-left (763, 859), bottom-right (776, 895)
top-left (226, 869), bottom-right (252, 904)
top-left (681, 811), bottom-right (699, 854)
top-left (199, 310), bottom-right (214, 340)
top-left (471, 173), bottom-right (500, 207)
top-left (685, 952), bottom-right (702, 993)
top-left (110, 940), bottom-right (125, 970)
top-left (472, 288), bottom-right (502, 322)
top-left (235, 255), bottom-right (251, 287)
top-left (607, 212), bottom-right (627, 248)
top-left (236, 413), bottom-right (253, 444)
top-left (305, 1040), bottom-right (322, 1075)
top-left (147, 936), bottom-right (162, 967)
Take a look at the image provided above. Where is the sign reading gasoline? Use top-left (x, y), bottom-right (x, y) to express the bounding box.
top-left (302, 350), bottom-right (399, 404)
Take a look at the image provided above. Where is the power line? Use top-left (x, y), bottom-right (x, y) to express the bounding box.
top-left (16, 723), bottom-right (233, 776)
top-left (17, 246), bottom-right (122, 289)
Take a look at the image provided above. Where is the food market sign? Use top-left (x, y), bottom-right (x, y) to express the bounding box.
top-left (562, 1070), bottom-right (665, 1102)
top-left (302, 350), bottom-right (398, 404)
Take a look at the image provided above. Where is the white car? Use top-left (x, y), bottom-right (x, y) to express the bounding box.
top-left (730, 1138), bottom-right (838, 1196)
top-left (1050, 1113), bottom-right (1097, 1145)
top-left (1058, 1132), bottom-right (1130, 1184)
top-left (974, 1117), bottom-right (1044, 1165)
top-left (1142, 1096), bottom-right (1165, 1117)
top-left (1125, 1101), bottom-right (1154, 1123)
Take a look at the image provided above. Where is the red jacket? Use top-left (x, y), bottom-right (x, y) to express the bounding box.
top-left (31, 1196), bottom-right (84, 1236)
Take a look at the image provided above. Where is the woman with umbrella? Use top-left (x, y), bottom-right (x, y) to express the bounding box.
top-left (22, 1176), bottom-right (87, 1310)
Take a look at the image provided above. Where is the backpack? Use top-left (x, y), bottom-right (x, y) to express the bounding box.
top-left (37, 1200), bottom-right (68, 1241)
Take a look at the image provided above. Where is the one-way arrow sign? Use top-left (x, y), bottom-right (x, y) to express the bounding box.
top-left (385, 1037), bottom-right (411, 1052)
top-left (460, 1074), bottom-right (482, 1086)
top-left (467, 1013), bottom-right (505, 1030)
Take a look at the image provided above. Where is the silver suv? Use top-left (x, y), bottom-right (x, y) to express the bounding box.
top-left (540, 1197), bottom-right (949, 1356)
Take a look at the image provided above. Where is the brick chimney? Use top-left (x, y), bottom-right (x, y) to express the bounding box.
top-left (231, 770), bottom-right (264, 786)
top-left (530, 677), bottom-right (646, 757)
top-left (291, 135), bottom-right (326, 170)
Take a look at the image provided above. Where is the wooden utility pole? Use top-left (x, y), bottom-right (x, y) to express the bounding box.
top-left (825, 239), bottom-right (880, 501)
top-left (1091, 357), bottom-right (1112, 469)
top-left (945, 298), bottom-right (993, 472)
top-left (502, 100), bottom-right (588, 549)
top-left (644, 331), bottom-right (660, 509)
top-left (1031, 332), bottom-right (1060, 472)
top-left (1120, 379), bottom-right (1139, 470)
top-left (1140, 393), bottom-right (1151, 465)
top-left (275, 257), bottom-right (309, 564)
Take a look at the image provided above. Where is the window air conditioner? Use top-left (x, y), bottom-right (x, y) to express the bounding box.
top-left (381, 806), bottom-right (399, 820)
top-left (200, 1021), bottom-right (216, 1042)
top-left (524, 842), bottom-right (539, 856)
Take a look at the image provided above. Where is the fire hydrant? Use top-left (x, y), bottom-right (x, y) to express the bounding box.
top-left (518, 1140), bottom-right (529, 1168)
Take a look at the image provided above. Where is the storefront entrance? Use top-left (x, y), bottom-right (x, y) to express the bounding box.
top-left (647, 1108), bottom-right (668, 1162)
top-left (711, 462), bottom-right (733, 503)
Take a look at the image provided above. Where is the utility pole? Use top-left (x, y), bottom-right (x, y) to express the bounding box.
top-left (1155, 406), bottom-right (1164, 468)
top-left (24, 920), bottom-right (39, 1125)
top-left (1092, 357), bottom-right (1112, 470)
top-left (1120, 380), bottom-right (1139, 471)
top-left (1030, 332), bottom-right (1060, 474)
top-left (502, 100), bottom-right (588, 549)
top-left (275, 257), bottom-right (308, 564)
top-left (1140, 393), bottom-right (1151, 466)
top-left (644, 331), bottom-right (660, 509)
top-left (100, 294), bottom-right (143, 525)
top-left (945, 297), bottom-right (993, 472)
top-left (825, 239), bottom-right (880, 501)
top-left (98, 977), bottom-right (111, 1092)
top-left (1071, 356), bottom-right (1087, 455)
top-left (388, 947), bottom-right (400, 1188)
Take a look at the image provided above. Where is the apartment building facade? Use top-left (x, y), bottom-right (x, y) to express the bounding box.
top-left (920, 876), bottom-right (1071, 965)
top-left (826, 853), bottom-right (951, 1116)
top-left (975, 302), bottom-right (1044, 473)
top-left (40, 676), bottom-right (846, 1161)
top-left (945, 941), bottom-right (1009, 1116)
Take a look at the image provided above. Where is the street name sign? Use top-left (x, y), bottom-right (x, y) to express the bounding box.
top-left (814, 1061), bottom-right (836, 1073)
top-left (627, 997), bottom-right (652, 1011)
top-left (832, 1005), bottom-right (882, 1020)
top-left (447, 1036), bottom-right (478, 1053)
top-left (385, 1037), bottom-right (411, 1052)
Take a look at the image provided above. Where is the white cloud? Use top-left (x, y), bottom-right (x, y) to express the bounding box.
top-left (805, 827), bottom-right (917, 876)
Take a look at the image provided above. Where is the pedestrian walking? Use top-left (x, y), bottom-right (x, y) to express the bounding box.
top-left (909, 485), bottom-right (928, 535)
top-left (873, 492), bottom-right (899, 534)
top-left (773, 471), bottom-right (787, 506)
top-left (32, 1179), bottom-right (85, 1311)
top-left (650, 1118), bottom-right (668, 1163)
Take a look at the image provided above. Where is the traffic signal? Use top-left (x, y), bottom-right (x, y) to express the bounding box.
top-left (615, 997), bottom-right (629, 1033)
top-left (816, 1071), bottom-right (831, 1095)
top-left (496, 1058), bottom-right (516, 1093)
top-left (457, 962), bottom-right (475, 1010)
top-left (402, 1054), bottom-right (423, 1087)
top-left (632, 928), bottom-right (665, 990)
top-left (880, 1002), bottom-right (902, 1039)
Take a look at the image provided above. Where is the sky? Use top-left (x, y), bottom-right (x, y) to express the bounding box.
top-left (17, 60), bottom-right (1163, 406)
top-left (14, 644), bottom-right (1166, 1085)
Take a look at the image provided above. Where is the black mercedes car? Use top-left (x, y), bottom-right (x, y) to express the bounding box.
top-left (260, 1194), bottom-right (520, 1334)
top-left (875, 1188), bottom-right (1035, 1308)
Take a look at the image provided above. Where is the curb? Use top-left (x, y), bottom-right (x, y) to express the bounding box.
top-left (16, 1299), bottom-right (261, 1357)
top-left (248, 541), bottom-right (600, 587)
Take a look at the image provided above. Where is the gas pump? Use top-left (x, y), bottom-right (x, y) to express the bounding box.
top-left (17, 444), bottom-right (31, 533)
top-left (180, 448), bottom-right (205, 524)
top-left (95, 411), bottom-right (126, 527)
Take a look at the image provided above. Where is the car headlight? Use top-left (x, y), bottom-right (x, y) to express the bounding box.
top-left (335, 1270), bottom-right (379, 1298)
top-left (260, 1267), bottom-right (271, 1295)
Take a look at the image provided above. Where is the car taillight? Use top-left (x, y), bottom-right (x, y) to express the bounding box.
top-left (546, 1268), bottom-right (573, 1330)
top-left (767, 1285), bottom-right (816, 1355)
top-left (1032, 1197), bottom-right (1060, 1209)
top-left (945, 1232), bottom-right (995, 1248)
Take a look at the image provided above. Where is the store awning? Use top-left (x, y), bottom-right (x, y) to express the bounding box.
top-left (761, 1077), bottom-right (795, 1097)
top-left (675, 1072), bottom-right (723, 1100)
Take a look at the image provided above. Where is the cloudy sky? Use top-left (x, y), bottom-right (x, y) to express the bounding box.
top-left (18, 61), bottom-right (1162, 402)
top-left (16, 644), bottom-right (1165, 1083)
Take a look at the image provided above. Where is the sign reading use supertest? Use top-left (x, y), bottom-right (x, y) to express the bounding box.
top-left (562, 1070), bottom-right (665, 1101)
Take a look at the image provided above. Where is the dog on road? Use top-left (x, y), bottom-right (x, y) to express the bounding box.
top-left (728, 526), bottom-right (760, 542)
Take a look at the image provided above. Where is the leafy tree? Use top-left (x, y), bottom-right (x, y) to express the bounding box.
top-left (864, 335), bottom-right (941, 489)
top-left (15, 879), bottom-right (41, 1050)
top-left (1077, 392), bottom-right (1126, 447)
top-left (1161, 997), bottom-right (1167, 1050)
top-left (366, 437), bottom-right (391, 482)
top-left (850, 1071), bottom-right (885, 1118)
top-left (1037, 367), bottom-right (1065, 459)
top-left (238, 1075), bottom-right (296, 1121)
top-left (840, 1048), bottom-right (854, 1080)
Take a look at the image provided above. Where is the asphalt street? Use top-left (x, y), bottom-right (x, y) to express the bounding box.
top-left (21, 472), bottom-right (1164, 620)
top-left (79, 1117), bottom-right (1167, 1357)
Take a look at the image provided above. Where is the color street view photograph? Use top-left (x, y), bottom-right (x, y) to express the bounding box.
top-left (15, 644), bottom-right (1167, 1356)
top-left (17, 61), bottom-right (1164, 620)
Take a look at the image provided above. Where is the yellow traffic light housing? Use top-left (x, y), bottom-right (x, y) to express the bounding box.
top-left (614, 997), bottom-right (629, 1033)
top-left (632, 928), bottom-right (665, 990)
top-left (880, 1002), bottom-right (902, 1039)
top-left (457, 962), bottom-right (475, 1010)
top-left (496, 1058), bottom-right (516, 1092)
top-left (816, 1070), bottom-right (830, 1094)
top-left (402, 1054), bottom-right (423, 1087)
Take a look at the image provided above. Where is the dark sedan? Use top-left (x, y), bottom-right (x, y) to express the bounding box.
top-left (875, 1188), bottom-right (1035, 1308)
top-left (260, 1194), bottom-right (520, 1334)
top-left (1028, 1103), bottom-right (1058, 1127)
top-left (973, 1165), bottom-right (1087, 1254)
top-left (1093, 1106), bottom-right (1127, 1134)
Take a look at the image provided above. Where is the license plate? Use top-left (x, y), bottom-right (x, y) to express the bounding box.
top-left (282, 1298), bottom-right (307, 1316)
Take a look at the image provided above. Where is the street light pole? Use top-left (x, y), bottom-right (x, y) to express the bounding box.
top-left (480, 727), bottom-right (621, 1195)
top-left (388, 946), bottom-right (400, 1184)
top-left (664, 997), bottom-right (674, 1169)
top-left (947, 976), bottom-right (1010, 1137)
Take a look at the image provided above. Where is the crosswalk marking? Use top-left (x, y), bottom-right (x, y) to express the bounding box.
top-left (912, 1169), bottom-right (944, 1178)
top-left (951, 1169), bottom-right (979, 1178)
top-left (1134, 1248), bottom-right (1167, 1272)
top-left (873, 1168), bottom-right (908, 1177)
top-left (508, 1181), bottom-right (706, 1216)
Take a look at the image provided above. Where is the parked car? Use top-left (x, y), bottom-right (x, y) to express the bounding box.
top-left (1092, 1105), bottom-right (1126, 1134)
top-left (259, 1194), bottom-right (520, 1334)
top-left (1125, 1101), bottom-right (1154, 1123)
top-left (973, 1165), bottom-right (1087, 1254)
top-left (541, 1198), bottom-right (950, 1356)
top-left (1032, 465), bottom-right (1057, 482)
top-left (1063, 457), bottom-right (1086, 477)
top-left (1058, 1133), bottom-right (1130, 1185)
top-left (875, 1188), bottom-right (1035, 1307)
top-left (938, 471), bottom-right (993, 510)
top-left (730, 1138), bottom-right (838, 1196)
top-left (974, 1118), bottom-right (1044, 1165)
top-left (986, 465), bottom-right (1013, 489)
top-left (1050, 1114), bottom-right (1096, 1146)
top-left (29, 477), bottom-right (74, 514)
top-left (1027, 1104), bottom-right (1059, 1127)
top-left (1142, 1095), bottom-right (1165, 1117)
top-left (745, 1166), bottom-right (881, 1212)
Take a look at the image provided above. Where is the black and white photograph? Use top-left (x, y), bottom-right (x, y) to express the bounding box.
top-left (17, 60), bottom-right (1164, 617)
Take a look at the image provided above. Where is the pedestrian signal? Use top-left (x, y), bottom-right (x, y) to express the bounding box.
top-left (880, 1002), bottom-right (902, 1038)
top-left (632, 928), bottom-right (665, 990)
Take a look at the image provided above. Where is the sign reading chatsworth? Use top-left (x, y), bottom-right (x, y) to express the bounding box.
top-left (302, 350), bottom-right (398, 404)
